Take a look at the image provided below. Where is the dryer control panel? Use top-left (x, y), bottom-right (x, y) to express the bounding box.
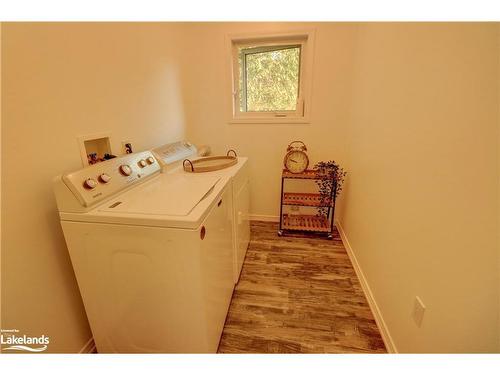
top-left (61, 151), bottom-right (160, 208)
top-left (152, 141), bottom-right (197, 167)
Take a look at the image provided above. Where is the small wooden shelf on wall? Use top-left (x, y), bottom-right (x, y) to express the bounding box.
top-left (278, 169), bottom-right (337, 239)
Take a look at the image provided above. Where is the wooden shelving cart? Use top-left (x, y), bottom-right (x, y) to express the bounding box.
top-left (278, 169), bottom-right (337, 239)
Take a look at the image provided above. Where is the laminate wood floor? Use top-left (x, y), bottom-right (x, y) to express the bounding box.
top-left (218, 221), bottom-right (386, 354)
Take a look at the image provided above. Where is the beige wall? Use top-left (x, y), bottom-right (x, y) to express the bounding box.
top-left (1, 22), bottom-right (499, 353)
top-left (340, 23), bottom-right (499, 352)
top-left (0, 23), bottom-right (3, 339)
top-left (183, 22), bottom-right (356, 220)
top-left (183, 22), bottom-right (500, 352)
top-left (1, 23), bottom-right (191, 352)
top-left (498, 24), bottom-right (500, 352)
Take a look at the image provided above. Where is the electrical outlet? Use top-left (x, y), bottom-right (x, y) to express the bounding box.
top-left (412, 296), bottom-right (426, 327)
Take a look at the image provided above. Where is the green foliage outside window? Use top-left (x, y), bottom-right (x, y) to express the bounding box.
top-left (239, 46), bottom-right (301, 112)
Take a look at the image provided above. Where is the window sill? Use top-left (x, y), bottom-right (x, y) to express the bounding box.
top-left (229, 117), bottom-right (310, 125)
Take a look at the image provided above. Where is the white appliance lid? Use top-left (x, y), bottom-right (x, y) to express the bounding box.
top-left (98, 175), bottom-right (220, 217)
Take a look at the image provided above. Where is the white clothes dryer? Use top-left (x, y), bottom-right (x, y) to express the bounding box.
top-left (152, 141), bottom-right (250, 283)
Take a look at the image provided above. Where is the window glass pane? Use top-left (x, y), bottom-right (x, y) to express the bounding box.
top-left (239, 46), bottom-right (300, 112)
top-left (238, 52), bottom-right (244, 112)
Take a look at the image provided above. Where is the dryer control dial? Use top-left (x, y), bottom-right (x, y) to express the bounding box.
top-left (119, 165), bottom-right (132, 176)
top-left (146, 156), bottom-right (155, 165)
top-left (83, 178), bottom-right (98, 190)
top-left (99, 173), bottom-right (111, 183)
top-left (138, 159), bottom-right (147, 168)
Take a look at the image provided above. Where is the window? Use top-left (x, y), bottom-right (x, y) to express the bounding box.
top-left (239, 45), bottom-right (301, 112)
top-left (228, 31), bottom-right (314, 123)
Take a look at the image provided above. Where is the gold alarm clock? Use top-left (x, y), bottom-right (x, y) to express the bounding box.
top-left (283, 141), bottom-right (309, 173)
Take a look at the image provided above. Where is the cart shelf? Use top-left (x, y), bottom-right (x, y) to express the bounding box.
top-left (282, 192), bottom-right (331, 207)
top-left (282, 214), bottom-right (330, 233)
top-left (281, 169), bottom-right (327, 180)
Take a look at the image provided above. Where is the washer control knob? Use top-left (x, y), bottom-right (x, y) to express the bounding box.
top-left (83, 178), bottom-right (98, 190)
top-left (146, 156), bottom-right (155, 165)
top-left (99, 173), bottom-right (111, 183)
top-left (119, 165), bottom-right (132, 176)
top-left (138, 159), bottom-right (147, 168)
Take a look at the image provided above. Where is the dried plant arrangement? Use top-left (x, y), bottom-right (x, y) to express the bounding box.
top-left (314, 160), bottom-right (347, 218)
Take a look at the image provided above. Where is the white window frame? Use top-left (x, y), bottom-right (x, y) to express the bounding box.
top-left (227, 30), bottom-right (315, 124)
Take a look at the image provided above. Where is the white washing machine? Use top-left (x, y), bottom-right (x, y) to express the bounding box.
top-left (152, 141), bottom-right (250, 283)
top-left (53, 150), bottom-right (234, 353)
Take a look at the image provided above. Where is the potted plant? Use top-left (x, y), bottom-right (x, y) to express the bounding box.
top-left (314, 160), bottom-right (347, 218)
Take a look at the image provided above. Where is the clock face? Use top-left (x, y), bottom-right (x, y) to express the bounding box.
top-left (285, 150), bottom-right (309, 173)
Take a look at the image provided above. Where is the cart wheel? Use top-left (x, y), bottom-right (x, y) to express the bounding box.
top-left (327, 233), bottom-right (333, 240)
top-left (277, 230), bottom-right (283, 237)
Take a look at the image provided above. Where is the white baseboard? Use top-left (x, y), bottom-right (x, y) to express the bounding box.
top-left (249, 214), bottom-right (280, 222)
top-left (79, 337), bottom-right (96, 354)
top-left (335, 220), bottom-right (398, 353)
